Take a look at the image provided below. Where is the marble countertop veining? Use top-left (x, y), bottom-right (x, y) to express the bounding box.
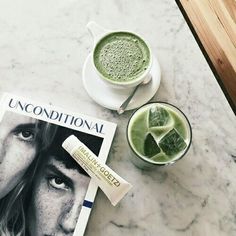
top-left (0, 0), bottom-right (236, 235)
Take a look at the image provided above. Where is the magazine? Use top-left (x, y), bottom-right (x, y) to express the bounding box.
top-left (0, 93), bottom-right (117, 236)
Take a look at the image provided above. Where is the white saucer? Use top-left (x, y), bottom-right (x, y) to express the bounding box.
top-left (82, 54), bottom-right (161, 111)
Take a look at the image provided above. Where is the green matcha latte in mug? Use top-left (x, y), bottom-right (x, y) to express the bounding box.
top-left (127, 102), bottom-right (192, 169)
top-left (87, 22), bottom-right (152, 88)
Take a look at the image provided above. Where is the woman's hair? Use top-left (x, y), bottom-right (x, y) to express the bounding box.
top-left (0, 124), bottom-right (102, 235)
top-left (0, 120), bottom-right (57, 236)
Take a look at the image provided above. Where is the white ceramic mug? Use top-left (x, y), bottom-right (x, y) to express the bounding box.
top-left (87, 21), bottom-right (153, 89)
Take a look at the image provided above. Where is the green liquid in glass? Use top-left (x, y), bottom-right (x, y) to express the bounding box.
top-left (128, 103), bottom-right (190, 164)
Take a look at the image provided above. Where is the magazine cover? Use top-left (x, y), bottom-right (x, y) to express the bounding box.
top-left (0, 93), bottom-right (117, 236)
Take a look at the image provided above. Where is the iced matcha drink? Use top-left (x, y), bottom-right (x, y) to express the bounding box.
top-left (127, 102), bottom-right (192, 168)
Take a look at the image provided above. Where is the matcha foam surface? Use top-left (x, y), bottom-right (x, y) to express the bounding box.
top-left (94, 32), bottom-right (150, 82)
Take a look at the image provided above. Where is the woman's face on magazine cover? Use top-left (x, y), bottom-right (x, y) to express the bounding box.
top-left (0, 112), bottom-right (38, 199)
top-left (27, 154), bottom-right (90, 236)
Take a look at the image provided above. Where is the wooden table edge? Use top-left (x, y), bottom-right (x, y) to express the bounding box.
top-left (175, 0), bottom-right (236, 115)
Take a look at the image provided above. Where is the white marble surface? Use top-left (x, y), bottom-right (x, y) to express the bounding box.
top-left (0, 0), bottom-right (236, 235)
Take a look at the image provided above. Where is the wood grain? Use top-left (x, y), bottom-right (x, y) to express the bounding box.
top-left (176, 0), bottom-right (236, 114)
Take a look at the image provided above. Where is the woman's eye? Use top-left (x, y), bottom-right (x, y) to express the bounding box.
top-left (48, 177), bottom-right (68, 190)
top-left (16, 130), bottom-right (35, 142)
